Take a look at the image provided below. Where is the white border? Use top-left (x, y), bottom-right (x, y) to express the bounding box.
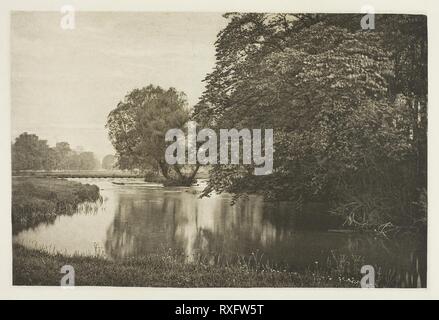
top-left (0, 0), bottom-right (437, 300)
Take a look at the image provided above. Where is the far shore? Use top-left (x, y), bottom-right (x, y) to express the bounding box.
top-left (12, 170), bottom-right (143, 179)
top-left (12, 170), bottom-right (210, 180)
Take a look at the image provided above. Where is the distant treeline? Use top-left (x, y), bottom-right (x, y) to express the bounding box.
top-left (12, 132), bottom-right (102, 171)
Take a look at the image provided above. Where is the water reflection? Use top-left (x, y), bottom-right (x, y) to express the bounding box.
top-left (14, 178), bottom-right (426, 288)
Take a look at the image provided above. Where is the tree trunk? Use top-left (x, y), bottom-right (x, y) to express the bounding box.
top-left (188, 164), bottom-right (200, 182)
top-left (158, 161), bottom-right (170, 179)
top-left (169, 164), bottom-right (200, 186)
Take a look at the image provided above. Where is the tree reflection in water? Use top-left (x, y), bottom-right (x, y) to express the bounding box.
top-left (12, 179), bottom-right (426, 288)
top-left (102, 182), bottom-right (426, 287)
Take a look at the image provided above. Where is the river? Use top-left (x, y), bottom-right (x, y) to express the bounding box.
top-left (13, 178), bottom-right (427, 288)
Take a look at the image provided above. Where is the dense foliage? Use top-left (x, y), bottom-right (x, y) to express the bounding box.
top-left (106, 85), bottom-right (199, 184)
top-left (193, 14), bottom-right (427, 229)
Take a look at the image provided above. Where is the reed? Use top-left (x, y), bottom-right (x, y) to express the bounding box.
top-left (12, 177), bottom-right (101, 233)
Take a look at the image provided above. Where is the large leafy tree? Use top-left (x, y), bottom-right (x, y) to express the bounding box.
top-left (194, 14), bottom-right (427, 228)
top-left (106, 85), bottom-right (198, 183)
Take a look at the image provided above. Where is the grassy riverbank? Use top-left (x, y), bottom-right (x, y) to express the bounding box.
top-left (12, 177), bottom-right (101, 233)
top-left (13, 244), bottom-right (362, 287)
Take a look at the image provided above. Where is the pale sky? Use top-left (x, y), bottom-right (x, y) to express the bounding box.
top-left (11, 12), bottom-right (227, 160)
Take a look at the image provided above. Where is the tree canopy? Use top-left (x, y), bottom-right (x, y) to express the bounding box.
top-left (106, 85), bottom-right (199, 184)
top-left (193, 14), bottom-right (427, 229)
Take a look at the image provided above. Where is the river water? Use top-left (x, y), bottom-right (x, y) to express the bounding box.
top-left (13, 178), bottom-right (427, 287)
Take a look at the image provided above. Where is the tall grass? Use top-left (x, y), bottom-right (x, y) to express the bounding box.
top-left (13, 244), bottom-right (409, 287)
top-left (12, 177), bottom-right (101, 233)
top-left (13, 244), bottom-right (369, 288)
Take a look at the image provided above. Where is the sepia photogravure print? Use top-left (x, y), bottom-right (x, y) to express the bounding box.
top-left (11, 11), bottom-right (427, 288)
